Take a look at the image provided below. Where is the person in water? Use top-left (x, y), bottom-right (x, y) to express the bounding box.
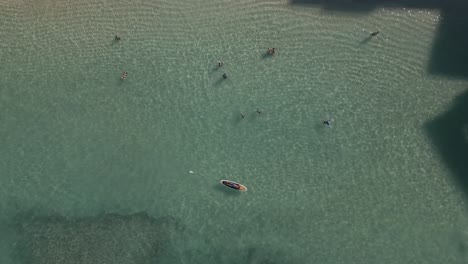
top-left (256, 109), bottom-right (261, 114)
top-left (323, 119), bottom-right (332, 128)
top-left (371, 31), bottom-right (379, 36)
top-left (218, 61), bottom-right (224, 67)
top-left (241, 113), bottom-right (245, 119)
top-left (267, 48), bottom-right (276, 54)
top-left (222, 73), bottom-right (227, 79)
top-left (115, 35), bottom-right (121, 41)
top-left (121, 71), bottom-right (128, 80)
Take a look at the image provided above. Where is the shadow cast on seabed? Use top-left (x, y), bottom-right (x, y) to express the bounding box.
top-left (289, 0), bottom-right (468, 79)
top-left (213, 183), bottom-right (242, 196)
top-left (261, 52), bottom-right (274, 60)
top-left (425, 90), bottom-right (468, 199)
top-left (359, 35), bottom-right (373, 45)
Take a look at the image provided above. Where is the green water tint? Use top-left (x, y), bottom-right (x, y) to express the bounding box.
top-left (1, 0), bottom-right (468, 263)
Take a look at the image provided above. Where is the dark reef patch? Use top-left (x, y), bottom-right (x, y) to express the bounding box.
top-left (12, 212), bottom-right (184, 264)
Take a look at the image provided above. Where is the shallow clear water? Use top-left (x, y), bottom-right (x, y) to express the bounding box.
top-left (1, 0), bottom-right (468, 263)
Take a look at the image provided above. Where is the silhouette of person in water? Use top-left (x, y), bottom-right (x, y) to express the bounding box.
top-left (218, 61), bottom-right (224, 67)
top-left (256, 109), bottom-right (261, 114)
top-left (267, 48), bottom-right (276, 54)
top-left (223, 73), bottom-right (227, 79)
top-left (115, 35), bottom-right (121, 41)
top-left (371, 31), bottom-right (379, 37)
top-left (121, 71), bottom-right (128, 80)
top-left (323, 119), bottom-right (332, 128)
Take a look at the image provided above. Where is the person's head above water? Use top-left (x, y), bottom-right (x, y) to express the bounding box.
top-left (222, 73), bottom-right (227, 79)
top-left (323, 119), bottom-right (332, 128)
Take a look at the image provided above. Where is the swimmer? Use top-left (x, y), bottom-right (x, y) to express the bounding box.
top-left (371, 31), bottom-right (379, 36)
top-left (222, 73), bottom-right (227, 79)
top-left (120, 71), bottom-right (128, 80)
top-left (323, 119), bottom-right (332, 128)
top-left (115, 35), bottom-right (121, 41)
top-left (241, 113), bottom-right (245, 119)
top-left (256, 109), bottom-right (261, 114)
top-left (218, 61), bottom-right (224, 67)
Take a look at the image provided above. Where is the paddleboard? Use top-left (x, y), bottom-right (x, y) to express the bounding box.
top-left (220, 180), bottom-right (247, 191)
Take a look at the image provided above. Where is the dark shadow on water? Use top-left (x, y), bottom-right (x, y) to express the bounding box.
top-left (233, 111), bottom-right (246, 125)
top-left (248, 111), bottom-right (262, 123)
top-left (428, 6), bottom-right (468, 79)
top-left (203, 245), bottom-right (304, 264)
top-left (213, 183), bottom-right (242, 196)
top-left (12, 211), bottom-right (185, 264)
top-left (239, 246), bottom-right (301, 264)
top-left (314, 122), bottom-right (325, 132)
top-left (425, 89), bottom-right (468, 199)
top-left (111, 38), bottom-right (120, 46)
top-left (456, 233), bottom-right (468, 260)
top-left (214, 76), bottom-right (227, 86)
top-left (261, 52), bottom-right (274, 60)
top-left (12, 212), bottom-right (305, 263)
top-left (360, 35), bottom-right (373, 45)
top-left (117, 79), bottom-right (127, 86)
top-left (289, 0), bottom-right (457, 12)
top-left (290, 0), bottom-right (468, 79)
top-left (209, 65), bottom-right (222, 74)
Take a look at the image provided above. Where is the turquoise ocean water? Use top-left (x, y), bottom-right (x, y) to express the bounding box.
top-left (1, 0), bottom-right (468, 263)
